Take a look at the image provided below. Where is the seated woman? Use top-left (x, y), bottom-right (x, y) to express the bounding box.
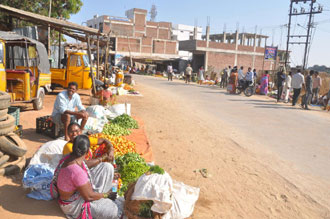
top-left (97, 82), bottom-right (115, 106)
top-left (51, 135), bottom-right (122, 219)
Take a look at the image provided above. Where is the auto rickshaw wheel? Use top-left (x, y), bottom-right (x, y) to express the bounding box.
top-left (33, 88), bottom-right (45, 110)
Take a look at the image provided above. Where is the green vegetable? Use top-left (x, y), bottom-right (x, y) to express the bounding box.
top-left (120, 161), bottom-right (150, 184)
top-left (116, 152), bottom-right (146, 168)
top-left (111, 114), bottom-right (139, 129)
top-left (102, 123), bottom-right (131, 136)
top-left (138, 201), bottom-right (153, 218)
top-left (149, 165), bottom-right (165, 175)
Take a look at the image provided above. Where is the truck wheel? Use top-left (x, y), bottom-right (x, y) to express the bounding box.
top-left (33, 88), bottom-right (45, 110)
top-left (0, 91), bottom-right (10, 110)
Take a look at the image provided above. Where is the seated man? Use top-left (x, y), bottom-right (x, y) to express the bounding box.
top-left (51, 82), bottom-right (89, 141)
top-left (63, 122), bottom-right (114, 162)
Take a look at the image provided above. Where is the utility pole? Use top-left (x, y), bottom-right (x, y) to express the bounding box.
top-left (285, 0), bottom-right (322, 70)
top-left (48, 0), bottom-right (52, 58)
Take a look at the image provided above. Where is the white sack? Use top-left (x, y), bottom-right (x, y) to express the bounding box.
top-left (106, 103), bottom-right (131, 119)
top-left (132, 173), bottom-right (173, 214)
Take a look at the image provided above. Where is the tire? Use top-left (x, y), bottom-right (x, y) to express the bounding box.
top-left (236, 88), bottom-right (242, 95)
top-left (0, 156), bottom-right (26, 176)
top-left (0, 108), bottom-right (8, 121)
top-left (0, 133), bottom-right (27, 157)
top-left (244, 87), bottom-right (254, 97)
top-left (33, 88), bottom-right (45, 110)
top-left (0, 91), bottom-right (10, 110)
top-left (0, 114), bottom-right (15, 136)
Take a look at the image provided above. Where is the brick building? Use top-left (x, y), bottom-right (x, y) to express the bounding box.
top-left (86, 8), bottom-right (179, 68)
top-left (180, 27), bottom-right (285, 73)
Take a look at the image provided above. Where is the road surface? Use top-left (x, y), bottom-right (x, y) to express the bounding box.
top-left (133, 75), bottom-right (330, 210)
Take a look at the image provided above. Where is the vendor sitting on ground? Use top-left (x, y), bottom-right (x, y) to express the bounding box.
top-left (51, 135), bottom-right (122, 219)
top-left (63, 122), bottom-right (114, 160)
top-left (97, 81), bottom-right (114, 106)
top-left (51, 82), bottom-right (89, 141)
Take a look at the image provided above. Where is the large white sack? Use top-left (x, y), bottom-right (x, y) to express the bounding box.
top-left (163, 180), bottom-right (200, 219)
top-left (131, 172), bottom-right (173, 214)
top-left (106, 103), bottom-right (131, 119)
top-left (29, 139), bottom-right (66, 169)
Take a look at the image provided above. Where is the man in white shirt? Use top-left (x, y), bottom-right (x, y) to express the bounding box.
top-left (167, 63), bottom-right (173, 81)
top-left (238, 66), bottom-right (245, 81)
top-left (245, 67), bottom-right (254, 85)
top-left (291, 69), bottom-right (305, 106)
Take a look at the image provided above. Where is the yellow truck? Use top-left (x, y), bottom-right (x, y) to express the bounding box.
top-left (0, 31), bottom-right (51, 110)
top-left (51, 52), bottom-right (95, 90)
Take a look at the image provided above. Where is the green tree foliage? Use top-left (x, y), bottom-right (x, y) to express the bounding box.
top-left (0, 0), bottom-right (83, 29)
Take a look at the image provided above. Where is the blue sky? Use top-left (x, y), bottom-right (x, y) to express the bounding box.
top-left (69, 0), bottom-right (330, 67)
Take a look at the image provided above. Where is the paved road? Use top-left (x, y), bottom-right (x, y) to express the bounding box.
top-left (134, 75), bottom-right (330, 206)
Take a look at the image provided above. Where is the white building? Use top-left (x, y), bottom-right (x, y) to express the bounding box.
top-left (172, 24), bottom-right (202, 60)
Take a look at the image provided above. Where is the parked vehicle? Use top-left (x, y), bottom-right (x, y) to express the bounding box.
top-left (0, 31), bottom-right (51, 110)
top-left (51, 51), bottom-right (96, 89)
top-left (236, 79), bottom-right (254, 97)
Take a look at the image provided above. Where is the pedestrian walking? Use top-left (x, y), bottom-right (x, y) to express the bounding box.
top-left (238, 66), bottom-right (245, 81)
top-left (276, 69), bottom-right (286, 102)
top-left (283, 71), bottom-right (292, 103)
top-left (291, 69), bottom-right (305, 107)
top-left (167, 63), bottom-right (173, 81)
top-left (312, 71), bottom-right (322, 104)
top-left (220, 67), bottom-right (228, 88)
top-left (253, 68), bottom-right (257, 85)
top-left (198, 66), bottom-right (204, 85)
top-left (185, 64), bottom-right (193, 84)
top-left (301, 70), bottom-right (314, 110)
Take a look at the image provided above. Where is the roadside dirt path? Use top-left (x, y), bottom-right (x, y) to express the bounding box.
top-left (0, 77), bottom-right (329, 218)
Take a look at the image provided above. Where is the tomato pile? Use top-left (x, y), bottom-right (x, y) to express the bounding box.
top-left (90, 133), bottom-right (137, 157)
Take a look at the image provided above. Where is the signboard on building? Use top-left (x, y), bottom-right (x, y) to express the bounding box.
top-left (264, 46), bottom-right (278, 61)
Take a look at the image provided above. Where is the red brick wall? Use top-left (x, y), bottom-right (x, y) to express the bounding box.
top-left (153, 40), bottom-right (165, 54)
top-left (142, 37), bottom-right (152, 46)
top-left (158, 29), bottom-right (170, 40)
top-left (208, 42), bottom-right (236, 50)
top-left (117, 37), bottom-right (141, 52)
top-left (111, 23), bottom-right (134, 36)
top-left (141, 47), bottom-right (152, 53)
top-left (135, 32), bottom-right (144, 37)
top-left (197, 41), bottom-right (207, 47)
top-left (165, 41), bottom-right (177, 54)
top-left (208, 52), bottom-right (236, 72)
top-left (146, 27), bottom-right (158, 38)
top-left (238, 45), bottom-right (254, 52)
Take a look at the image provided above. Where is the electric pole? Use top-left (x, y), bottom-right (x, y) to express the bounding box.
top-left (284, 0), bottom-right (322, 70)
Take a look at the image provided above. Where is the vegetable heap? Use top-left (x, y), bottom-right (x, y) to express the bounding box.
top-left (116, 153), bottom-right (165, 196)
top-left (102, 123), bottom-right (131, 136)
top-left (90, 133), bottom-right (136, 157)
top-left (111, 114), bottom-right (139, 129)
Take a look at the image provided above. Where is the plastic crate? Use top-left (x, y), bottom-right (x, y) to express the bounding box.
top-left (36, 115), bottom-right (63, 139)
top-left (8, 106), bottom-right (20, 126)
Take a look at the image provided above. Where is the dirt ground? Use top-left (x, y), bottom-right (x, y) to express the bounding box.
top-left (0, 81), bottom-right (330, 218)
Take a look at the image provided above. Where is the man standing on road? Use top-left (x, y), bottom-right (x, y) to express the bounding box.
top-left (220, 67), bottom-right (228, 88)
top-left (185, 64), bottom-right (193, 84)
top-left (238, 66), bottom-right (245, 81)
top-left (301, 70), bottom-right (314, 110)
top-left (291, 69), bottom-right (305, 107)
top-left (312, 71), bottom-right (322, 104)
top-left (167, 63), bottom-right (173, 81)
top-left (52, 81), bottom-right (89, 141)
top-left (245, 67), bottom-right (254, 86)
top-left (276, 69), bottom-right (286, 102)
top-left (283, 71), bottom-right (292, 103)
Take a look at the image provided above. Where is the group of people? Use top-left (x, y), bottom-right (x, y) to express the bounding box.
top-left (51, 82), bottom-right (122, 218)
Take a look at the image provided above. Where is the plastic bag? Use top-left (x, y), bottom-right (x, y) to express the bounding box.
top-left (84, 117), bottom-right (108, 133)
top-left (163, 180), bottom-right (200, 219)
top-left (132, 173), bottom-right (173, 214)
top-left (106, 103), bottom-right (131, 119)
top-left (86, 105), bottom-right (107, 119)
top-left (22, 164), bottom-right (54, 200)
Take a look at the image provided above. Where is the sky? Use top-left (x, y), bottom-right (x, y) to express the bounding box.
top-left (68, 0), bottom-right (330, 67)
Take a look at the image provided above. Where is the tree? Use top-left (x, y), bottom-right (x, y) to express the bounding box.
top-left (0, 0), bottom-right (83, 29)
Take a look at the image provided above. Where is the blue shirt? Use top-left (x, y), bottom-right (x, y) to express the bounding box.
top-left (245, 71), bottom-right (254, 82)
top-left (52, 91), bottom-right (85, 117)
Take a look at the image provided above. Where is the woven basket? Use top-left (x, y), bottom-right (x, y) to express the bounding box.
top-left (124, 182), bottom-right (163, 219)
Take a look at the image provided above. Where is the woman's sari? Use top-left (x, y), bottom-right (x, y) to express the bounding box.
top-left (260, 75), bottom-right (269, 95)
top-left (50, 155), bottom-right (93, 219)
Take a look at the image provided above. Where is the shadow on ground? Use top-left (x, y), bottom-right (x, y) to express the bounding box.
top-left (0, 184), bottom-right (63, 217)
top-left (22, 128), bottom-right (53, 145)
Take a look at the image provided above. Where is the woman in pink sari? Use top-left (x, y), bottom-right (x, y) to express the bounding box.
top-left (51, 135), bottom-right (122, 219)
top-left (260, 71), bottom-right (269, 95)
